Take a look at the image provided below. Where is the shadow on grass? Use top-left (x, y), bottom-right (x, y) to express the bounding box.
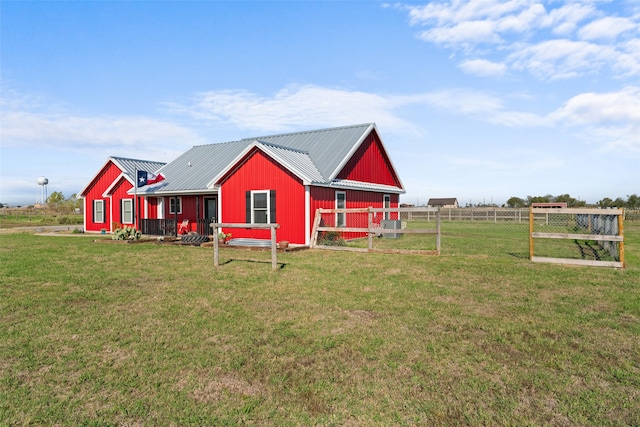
top-left (218, 258), bottom-right (287, 270)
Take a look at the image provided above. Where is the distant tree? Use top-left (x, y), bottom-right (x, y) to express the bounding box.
top-left (611, 197), bottom-right (626, 207)
top-left (66, 194), bottom-right (82, 210)
top-left (527, 195), bottom-right (551, 205)
top-left (506, 197), bottom-right (527, 208)
top-left (627, 194), bottom-right (639, 209)
top-left (47, 191), bottom-right (65, 206)
top-left (598, 197), bottom-right (613, 208)
top-left (554, 194), bottom-right (586, 207)
top-left (0, 202), bottom-right (4, 208)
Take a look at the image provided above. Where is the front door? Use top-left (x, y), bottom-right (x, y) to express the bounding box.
top-left (204, 197), bottom-right (217, 221)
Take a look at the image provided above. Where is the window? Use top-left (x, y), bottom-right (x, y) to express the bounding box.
top-left (170, 197), bottom-right (182, 214)
top-left (246, 190), bottom-right (276, 224)
top-left (336, 191), bottom-right (346, 227)
top-left (383, 194), bottom-right (391, 220)
top-left (121, 199), bottom-right (133, 224)
top-left (93, 200), bottom-right (105, 223)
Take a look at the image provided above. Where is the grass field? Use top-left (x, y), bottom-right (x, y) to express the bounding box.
top-left (1, 224), bottom-right (638, 425)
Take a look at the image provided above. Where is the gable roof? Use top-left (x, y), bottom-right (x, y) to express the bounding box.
top-left (79, 156), bottom-right (166, 197)
top-left (428, 198), bottom-right (458, 206)
top-left (135, 123), bottom-right (404, 195)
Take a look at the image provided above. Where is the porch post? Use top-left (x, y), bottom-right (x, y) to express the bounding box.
top-left (174, 196), bottom-right (178, 236)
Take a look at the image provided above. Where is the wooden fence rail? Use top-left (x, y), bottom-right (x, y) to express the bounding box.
top-left (529, 207), bottom-right (625, 268)
top-left (210, 223), bottom-right (280, 271)
top-left (311, 207), bottom-right (441, 254)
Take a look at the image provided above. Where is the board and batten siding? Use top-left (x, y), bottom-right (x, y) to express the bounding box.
top-left (310, 187), bottom-right (399, 240)
top-left (336, 132), bottom-right (401, 188)
top-left (220, 149), bottom-right (307, 244)
top-left (83, 161), bottom-right (123, 232)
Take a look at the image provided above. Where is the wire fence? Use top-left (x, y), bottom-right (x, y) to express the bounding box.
top-left (312, 207), bottom-right (634, 264)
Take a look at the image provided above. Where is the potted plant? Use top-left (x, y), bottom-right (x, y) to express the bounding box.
top-left (218, 232), bottom-right (231, 244)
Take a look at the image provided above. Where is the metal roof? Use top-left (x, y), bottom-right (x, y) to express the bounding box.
top-left (111, 157), bottom-right (166, 182)
top-left (135, 123), bottom-right (404, 195)
top-left (79, 156), bottom-right (166, 197)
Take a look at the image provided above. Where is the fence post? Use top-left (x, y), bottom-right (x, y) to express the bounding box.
top-left (213, 224), bottom-right (220, 267)
top-left (619, 210), bottom-right (625, 268)
top-left (271, 225), bottom-right (277, 270)
top-left (436, 208), bottom-right (441, 253)
top-left (368, 207), bottom-right (373, 250)
top-left (529, 207), bottom-right (534, 260)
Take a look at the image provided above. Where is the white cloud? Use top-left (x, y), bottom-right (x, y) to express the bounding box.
top-left (167, 84), bottom-right (425, 136)
top-left (404, 0), bottom-right (640, 80)
top-left (578, 16), bottom-right (638, 41)
top-left (507, 39), bottom-right (618, 79)
top-left (169, 84), bottom-right (638, 154)
top-left (544, 3), bottom-right (596, 36)
top-left (547, 86), bottom-right (640, 152)
top-left (459, 58), bottom-right (508, 76)
top-left (0, 100), bottom-right (204, 161)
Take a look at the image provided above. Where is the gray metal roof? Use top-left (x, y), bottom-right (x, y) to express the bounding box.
top-left (135, 123), bottom-right (404, 195)
top-left (111, 157), bottom-right (166, 182)
top-left (79, 156), bottom-right (167, 197)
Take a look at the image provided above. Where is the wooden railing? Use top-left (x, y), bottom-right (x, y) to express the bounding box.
top-left (310, 207), bottom-right (441, 254)
top-left (210, 223), bottom-right (280, 271)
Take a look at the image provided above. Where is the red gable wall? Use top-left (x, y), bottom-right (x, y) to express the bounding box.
top-left (83, 161), bottom-right (124, 232)
top-left (220, 149), bottom-right (306, 244)
top-left (336, 131), bottom-right (401, 187)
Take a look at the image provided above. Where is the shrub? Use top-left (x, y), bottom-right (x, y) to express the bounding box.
top-left (112, 226), bottom-right (141, 241)
top-left (318, 231), bottom-right (346, 246)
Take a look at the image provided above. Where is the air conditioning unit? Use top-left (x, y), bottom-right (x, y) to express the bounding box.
top-left (380, 220), bottom-right (403, 239)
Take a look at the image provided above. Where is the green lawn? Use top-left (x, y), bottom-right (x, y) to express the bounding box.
top-left (1, 225), bottom-right (638, 425)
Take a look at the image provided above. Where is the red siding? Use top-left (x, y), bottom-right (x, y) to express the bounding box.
top-left (146, 197), bottom-right (158, 219)
top-left (310, 187), bottom-right (399, 240)
top-left (220, 149), bottom-right (306, 244)
top-left (336, 131), bottom-right (401, 187)
top-left (83, 161), bottom-right (125, 232)
top-left (110, 178), bottom-right (134, 226)
top-left (160, 195), bottom-right (199, 233)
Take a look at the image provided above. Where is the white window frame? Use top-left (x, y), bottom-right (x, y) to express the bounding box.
top-left (383, 194), bottom-right (391, 220)
top-left (170, 197), bottom-right (182, 215)
top-left (251, 190), bottom-right (270, 224)
top-left (336, 191), bottom-right (346, 227)
top-left (94, 200), bottom-right (105, 223)
top-left (122, 199), bottom-right (133, 224)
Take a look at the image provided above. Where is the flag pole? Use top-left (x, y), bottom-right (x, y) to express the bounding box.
top-left (134, 168), bottom-right (138, 230)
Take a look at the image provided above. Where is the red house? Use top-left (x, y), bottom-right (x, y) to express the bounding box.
top-left (79, 157), bottom-right (166, 233)
top-left (81, 123), bottom-right (405, 245)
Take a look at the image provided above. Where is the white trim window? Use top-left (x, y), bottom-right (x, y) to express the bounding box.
top-left (246, 190), bottom-right (276, 224)
top-left (93, 200), bottom-right (105, 223)
top-left (336, 191), bottom-right (346, 227)
top-left (121, 199), bottom-right (133, 224)
top-left (383, 194), bottom-right (391, 220)
top-left (170, 197), bottom-right (182, 215)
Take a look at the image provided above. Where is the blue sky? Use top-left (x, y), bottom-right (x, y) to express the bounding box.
top-left (1, 0), bottom-right (638, 207)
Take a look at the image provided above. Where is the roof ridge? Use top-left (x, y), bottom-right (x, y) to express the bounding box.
top-left (241, 123), bottom-right (374, 142)
top-left (190, 139), bottom-right (244, 149)
top-left (110, 155), bottom-right (166, 164)
top-left (255, 140), bottom-right (310, 155)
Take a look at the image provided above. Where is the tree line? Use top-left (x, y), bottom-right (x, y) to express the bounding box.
top-left (505, 194), bottom-right (639, 209)
top-left (0, 192), bottom-right (82, 212)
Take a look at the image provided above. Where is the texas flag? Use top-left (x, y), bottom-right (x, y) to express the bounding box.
top-left (137, 170), bottom-right (165, 187)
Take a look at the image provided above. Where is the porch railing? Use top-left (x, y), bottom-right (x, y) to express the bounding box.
top-left (140, 219), bottom-right (176, 236)
top-left (197, 218), bottom-right (216, 236)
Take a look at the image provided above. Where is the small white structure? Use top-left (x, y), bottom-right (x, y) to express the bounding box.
top-left (37, 177), bottom-right (49, 204)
